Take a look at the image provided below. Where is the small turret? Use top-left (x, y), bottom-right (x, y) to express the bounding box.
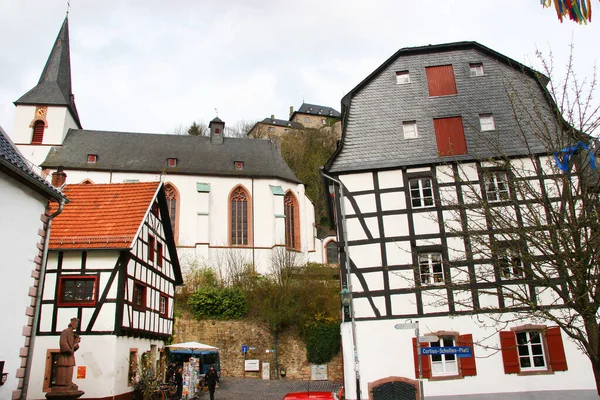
top-left (209, 117), bottom-right (225, 144)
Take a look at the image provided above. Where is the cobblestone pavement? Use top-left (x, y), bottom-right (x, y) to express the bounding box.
top-left (194, 377), bottom-right (343, 400)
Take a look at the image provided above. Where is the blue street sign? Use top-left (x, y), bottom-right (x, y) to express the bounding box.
top-left (241, 345), bottom-right (248, 353)
top-left (420, 346), bottom-right (472, 358)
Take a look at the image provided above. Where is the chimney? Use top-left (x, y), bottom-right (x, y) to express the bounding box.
top-left (209, 117), bottom-right (225, 144)
top-left (271, 114), bottom-right (275, 120)
top-left (289, 106), bottom-right (294, 119)
top-left (51, 167), bottom-right (67, 188)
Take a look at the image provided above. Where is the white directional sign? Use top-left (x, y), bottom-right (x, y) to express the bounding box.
top-left (395, 323), bottom-right (418, 329)
top-left (418, 336), bottom-right (439, 342)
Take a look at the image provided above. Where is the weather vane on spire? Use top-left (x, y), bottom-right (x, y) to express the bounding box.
top-left (215, 108), bottom-right (219, 117)
top-left (66, 0), bottom-right (71, 15)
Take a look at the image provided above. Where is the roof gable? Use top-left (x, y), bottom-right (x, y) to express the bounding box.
top-left (291, 103), bottom-right (341, 120)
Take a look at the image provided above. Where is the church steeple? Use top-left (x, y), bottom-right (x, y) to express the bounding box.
top-left (15, 17), bottom-right (82, 128)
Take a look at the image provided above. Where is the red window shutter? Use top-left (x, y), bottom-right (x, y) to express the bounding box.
top-left (32, 120), bottom-right (45, 144)
top-left (426, 65), bottom-right (457, 97)
top-left (433, 117), bottom-right (467, 156)
top-left (499, 331), bottom-right (520, 374)
top-left (412, 338), bottom-right (432, 379)
top-left (546, 327), bottom-right (568, 371)
top-left (457, 334), bottom-right (477, 376)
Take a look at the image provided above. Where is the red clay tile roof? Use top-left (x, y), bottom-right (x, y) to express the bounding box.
top-left (49, 182), bottom-right (160, 249)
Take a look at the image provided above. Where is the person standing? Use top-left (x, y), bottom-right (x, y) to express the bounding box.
top-left (174, 366), bottom-right (183, 399)
top-left (204, 365), bottom-right (219, 400)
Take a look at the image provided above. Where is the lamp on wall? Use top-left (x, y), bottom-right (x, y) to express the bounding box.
top-left (0, 360), bottom-right (6, 386)
top-left (340, 287), bottom-right (352, 307)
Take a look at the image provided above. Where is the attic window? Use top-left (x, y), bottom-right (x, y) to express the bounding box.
top-left (87, 154), bottom-right (98, 163)
top-left (215, 128), bottom-right (220, 134)
top-left (168, 158), bottom-right (177, 167)
top-left (234, 161), bottom-right (244, 170)
top-left (396, 70), bottom-right (410, 84)
top-left (329, 110), bottom-right (333, 115)
top-left (469, 63), bottom-right (484, 76)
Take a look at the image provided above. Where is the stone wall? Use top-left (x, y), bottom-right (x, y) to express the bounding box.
top-left (174, 314), bottom-right (343, 382)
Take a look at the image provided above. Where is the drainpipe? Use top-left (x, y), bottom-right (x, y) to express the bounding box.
top-left (21, 199), bottom-right (66, 400)
top-left (321, 172), bottom-right (360, 400)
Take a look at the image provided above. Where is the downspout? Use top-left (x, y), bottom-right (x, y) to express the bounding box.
top-left (252, 178), bottom-right (255, 268)
top-left (322, 172), bottom-right (360, 400)
top-left (21, 199), bottom-right (66, 400)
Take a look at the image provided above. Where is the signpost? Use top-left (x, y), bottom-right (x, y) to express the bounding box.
top-left (395, 321), bottom-right (424, 400)
top-left (241, 345), bottom-right (248, 354)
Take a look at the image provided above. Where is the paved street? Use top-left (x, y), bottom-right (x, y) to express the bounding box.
top-left (194, 377), bottom-right (343, 400)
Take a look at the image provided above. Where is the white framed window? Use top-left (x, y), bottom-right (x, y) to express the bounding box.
top-left (479, 114), bottom-right (496, 131)
top-left (322, 118), bottom-right (327, 125)
top-left (430, 337), bottom-right (458, 376)
top-left (516, 331), bottom-right (547, 370)
top-left (409, 178), bottom-right (434, 208)
top-left (484, 172), bottom-right (509, 202)
top-left (402, 121), bottom-right (418, 139)
top-left (396, 70), bottom-right (410, 84)
top-left (419, 253), bottom-right (444, 285)
top-left (469, 63), bottom-right (484, 76)
top-left (498, 245), bottom-right (524, 279)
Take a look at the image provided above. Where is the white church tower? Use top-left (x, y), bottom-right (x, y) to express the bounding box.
top-left (12, 17), bottom-right (82, 166)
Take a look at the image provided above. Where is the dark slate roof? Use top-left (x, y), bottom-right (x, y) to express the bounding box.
top-left (15, 18), bottom-right (82, 128)
top-left (42, 129), bottom-right (302, 183)
top-left (257, 118), bottom-right (304, 129)
top-left (0, 125), bottom-right (66, 201)
top-left (291, 103), bottom-right (341, 120)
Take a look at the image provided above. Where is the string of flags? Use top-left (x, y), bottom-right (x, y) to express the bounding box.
top-left (540, 0), bottom-right (595, 24)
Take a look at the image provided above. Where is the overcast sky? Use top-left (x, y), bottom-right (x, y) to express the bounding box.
top-left (0, 1), bottom-right (598, 135)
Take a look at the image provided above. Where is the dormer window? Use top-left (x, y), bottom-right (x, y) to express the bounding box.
top-left (396, 70), bottom-right (410, 84)
top-left (87, 154), bottom-right (98, 163)
top-left (168, 158), bottom-right (177, 167)
top-left (235, 161), bottom-right (244, 170)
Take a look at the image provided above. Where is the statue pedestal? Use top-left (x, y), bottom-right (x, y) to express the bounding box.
top-left (45, 389), bottom-right (85, 400)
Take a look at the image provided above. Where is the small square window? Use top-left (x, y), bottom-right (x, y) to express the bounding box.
top-left (409, 178), bottom-right (434, 208)
top-left (87, 154), bottom-right (98, 163)
top-left (469, 63), bottom-right (484, 76)
top-left (479, 114), bottom-right (496, 131)
top-left (167, 158), bottom-right (177, 167)
top-left (234, 161), bottom-right (244, 170)
top-left (215, 128), bottom-right (220, 134)
top-left (396, 70), bottom-right (410, 84)
top-left (159, 295), bottom-right (168, 316)
top-left (402, 121), bottom-right (418, 139)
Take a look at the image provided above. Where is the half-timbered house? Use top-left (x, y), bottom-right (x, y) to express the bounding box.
top-left (322, 42), bottom-right (597, 399)
top-left (26, 181), bottom-right (182, 400)
top-left (0, 126), bottom-right (67, 400)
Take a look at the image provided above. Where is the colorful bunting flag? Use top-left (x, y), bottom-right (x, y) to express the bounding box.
top-left (541, 0), bottom-right (595, 24)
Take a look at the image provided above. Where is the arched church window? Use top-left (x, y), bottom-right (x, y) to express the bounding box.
top-left (32, 120), bottom-right (45, 144)
top-left (164, 183), bottom-right (179, 242)
top-left (230, 186), bottom-right (251, 246)
top-left (284, 191), bottom-right (300, 250)
top-left (326, 240), bottom-right (339, 264)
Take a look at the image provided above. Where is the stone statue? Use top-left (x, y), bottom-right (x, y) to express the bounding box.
top-left (54, 318), bottom-right (81, 390)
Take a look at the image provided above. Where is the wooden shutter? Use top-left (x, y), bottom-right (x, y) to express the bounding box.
top-left (457, 334), bottom-right (477, 376)
top-left (412, 338), bottom-right (432, 379)
top-left (499, 331), bottom-right (520, 374)
top-left (426, 65), bottom-right (457, 97)
top-left (433, 117), bottom-right (467, 156)
top-left (546, 327), bottom-right (568, 371)
top-left (32, 120), bottom-right (45, 144)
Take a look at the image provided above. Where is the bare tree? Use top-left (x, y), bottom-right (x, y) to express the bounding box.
top-left (410, 45), bottom-right (600, 393)
top-left (225, 120), bottom-right (258, 138)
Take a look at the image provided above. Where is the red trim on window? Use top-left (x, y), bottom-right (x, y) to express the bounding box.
top-left (159, 294), bottom-right (168, 317)
top-left (148, 234), bottom-right (155, 264)
top-left (412, 338), bottom-right (432, 379)
top-left (132, 281), bottom-right (147, 310)
top-left (426, 65), bottom-right (457, 96)
top-left (457, 334), bottom-right (477, 376)
top-left (32, 120), bottom-right (45, 144)
top-left (546, 327), bottom-right (568, 371)
top-left (57, 275), bottom-right (98, 307)
top-left (500, 331), bottom-right (520, 374)
top-left (156, 242), bottom-right (163, 267)
top-left (433, 117), bottom-right (467, 156)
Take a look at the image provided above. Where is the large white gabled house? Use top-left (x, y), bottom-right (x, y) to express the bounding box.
top-left (0, 127), bottom-right (67, 400)
top-left (9, 17), bottom-right (320, 277)
top-left (27, 181), bottom-right (182, 400)
top-left (322, 42), bottom-right (597, 399)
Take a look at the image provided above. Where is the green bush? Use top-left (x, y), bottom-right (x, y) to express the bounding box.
top-left (188, 287), bottom-right (248, 320)
top-left (305, 322), bottom-right (341, 364)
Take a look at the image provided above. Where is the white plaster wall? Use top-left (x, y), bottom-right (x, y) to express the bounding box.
top-left (341, 316), bottom-right (595, 400)
top-left (44, 168), bottom-right (316, 274)
top-left (0, 173), bottom-right (48, 399)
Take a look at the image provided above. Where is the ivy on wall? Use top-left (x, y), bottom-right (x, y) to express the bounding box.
top-left (188, 287), bottom-right (248, 320)
top-left (305, 321), bottom-right (341, 364)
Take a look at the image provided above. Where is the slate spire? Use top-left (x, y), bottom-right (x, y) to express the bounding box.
top-left (15, 17), bottom-right (82, 128)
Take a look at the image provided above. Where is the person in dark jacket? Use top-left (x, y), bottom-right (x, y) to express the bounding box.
top-left (204, 365), bottom-right (220, 400)
top-left (174, 366), bottom-right (183, 399)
